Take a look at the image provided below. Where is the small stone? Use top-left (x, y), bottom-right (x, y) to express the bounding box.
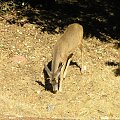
top-left (46, 104), bottom-right (55, 112)
top-left (55, 27), bottom-right (59, 33)
top-left (36, 90), bottom-right (41, 95)
top-left (41, 74), bottom-right (44, 78)
top-left (81, 65), bottom-right (87, 73)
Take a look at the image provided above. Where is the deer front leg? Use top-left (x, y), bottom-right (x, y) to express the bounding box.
top-left (63, 57), bottom-right (72, 79)
top-left (59, 63), bottom-right (66, 92)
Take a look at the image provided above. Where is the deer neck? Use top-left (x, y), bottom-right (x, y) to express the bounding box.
top-left (52, 54), bottom-right (61, 75)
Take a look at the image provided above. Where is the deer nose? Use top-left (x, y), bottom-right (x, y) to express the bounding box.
top-left (53, 90), bottom-right (57, 94)
top-left (52, 84), bottom-right (58, 93)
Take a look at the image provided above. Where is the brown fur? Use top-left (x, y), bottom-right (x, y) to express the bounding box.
top-left (45, 23), bottom-right (83, 93)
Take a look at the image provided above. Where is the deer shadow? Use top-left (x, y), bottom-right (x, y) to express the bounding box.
top-left (70, 60), bottom-right (82, 71)
top-left (105, 61), bottom-right (120, 76)
top-left (35, 61), bottom-right (53, 93)
top-left (43, 61), bottom-right (53, 92)
top-left (36, 59), bottom-right (81, 93)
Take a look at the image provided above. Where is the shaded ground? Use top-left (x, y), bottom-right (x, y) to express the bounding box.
top-left (0, 17), bottom-right (120, 119)
top-left (1, 0), bottom-right (120, 41)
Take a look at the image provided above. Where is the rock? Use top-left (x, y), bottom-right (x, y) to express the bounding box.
top-left (46, 104), bottom-right (55, 112)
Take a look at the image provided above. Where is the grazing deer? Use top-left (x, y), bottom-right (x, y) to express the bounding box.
top-left (45, 23), bottom-right (83, 93)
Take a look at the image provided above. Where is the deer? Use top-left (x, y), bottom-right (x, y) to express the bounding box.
top-left (45, 23), bottom-right (83, 93)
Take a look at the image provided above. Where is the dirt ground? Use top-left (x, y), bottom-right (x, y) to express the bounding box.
top-left (0, 16), bottom-right (120, 120)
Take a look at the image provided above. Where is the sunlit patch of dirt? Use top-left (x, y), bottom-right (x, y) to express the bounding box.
top-left (0, 18), bottom-right (120, 119)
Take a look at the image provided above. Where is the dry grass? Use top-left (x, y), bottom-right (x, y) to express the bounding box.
top-left (0, 16), bottom-right (120, 119)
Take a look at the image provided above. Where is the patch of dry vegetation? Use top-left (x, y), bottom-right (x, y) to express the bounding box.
top-left (0, 1), bottom-right (120, 119)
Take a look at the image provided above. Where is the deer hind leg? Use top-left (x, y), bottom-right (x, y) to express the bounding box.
top-left (77, 41), bottom-right (83, 73)
top-left (80, 41), bottom-right (83, 73)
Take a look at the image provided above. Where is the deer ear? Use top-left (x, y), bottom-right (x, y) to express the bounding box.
top-left (54, 64), bottom-right (63, 77)
top-left (44, 64), bottom-right (51, 77)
